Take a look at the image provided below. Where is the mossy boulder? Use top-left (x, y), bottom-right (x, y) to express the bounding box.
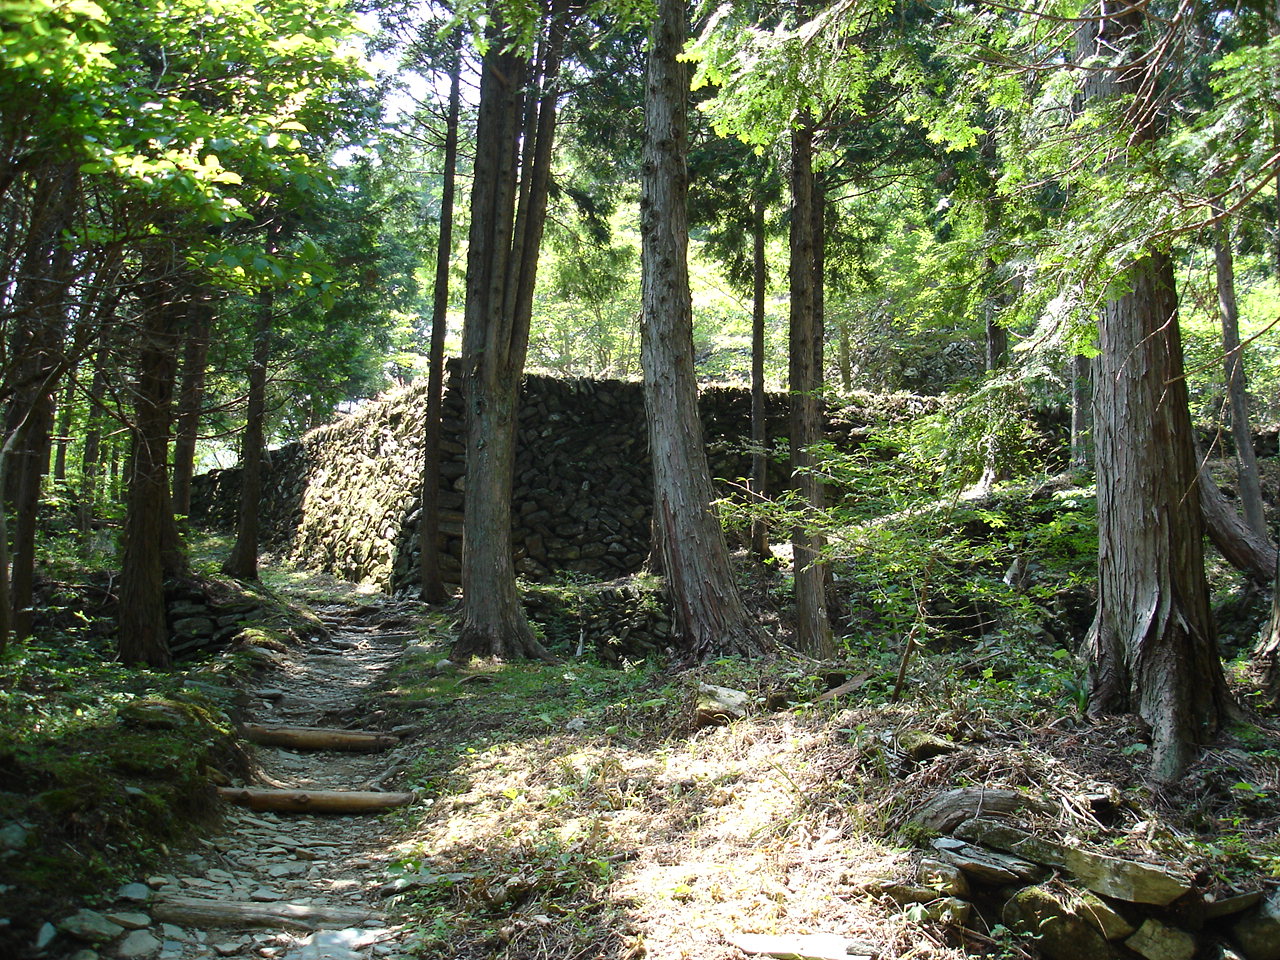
top-left (1002, 885), bottom-right (1118, 960)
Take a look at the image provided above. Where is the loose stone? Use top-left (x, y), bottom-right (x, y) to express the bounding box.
top-left (116, 930), bottom-right (163, 959)
top-left (1125, 918), bottom-right (1196, 960)
top-left (1232, 889), bottom-right (1280, 960)
top-left (35, 921), bottom-right (57, 949)
top-left (117, 882), bottom-right (154, 903)
top-left (58, 909), bottom-right (124, 943)
top-left (104, 911), bottom-right (152, 930)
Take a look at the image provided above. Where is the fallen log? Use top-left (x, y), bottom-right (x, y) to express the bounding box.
top-left (217, 786), bottom-right (414, 813)
top-left (240, 724), bottom-right (398, 752)
top-left (152, 896), bottom-right (381, 932)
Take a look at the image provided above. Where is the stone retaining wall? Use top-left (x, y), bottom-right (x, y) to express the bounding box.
top-left (192, 361), bottom-right (936, 593)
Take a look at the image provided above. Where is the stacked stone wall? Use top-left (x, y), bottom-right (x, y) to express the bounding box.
top-left (192, 361), bottom-right (935, 592)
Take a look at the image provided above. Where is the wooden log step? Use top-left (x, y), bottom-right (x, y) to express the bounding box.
top-left (217, 786), bottom-right (414, 813)
top-left (153, 896), bottom-right (382, 931)
top-left (241, 723), bottom-right (398, 752)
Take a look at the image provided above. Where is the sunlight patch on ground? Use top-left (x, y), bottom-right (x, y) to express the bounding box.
top-left (387, 704), bottom-right (955, 960)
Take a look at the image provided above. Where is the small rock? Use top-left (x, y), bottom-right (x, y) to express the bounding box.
top-left (213, 941), bottom-right (245, 957)
top-left (35, 921), bottom-right (57, 949)
top-left (1204, 891), bottom-right (1263, 921)
top-left (921, 898), bottom-right (970, 925)
top-left (1074, 891), bottom-right (1135, 940)
top-left (918, 858), bottom-right (969, 898)
top-left (695, 683), bottom-right (750, 726)
top-left (146, 876), bottom-right (171, 889)
top-left (898, 729), bottom-right (959, 762)
top-left (1002, 886), bottom-right (1114, 960)
top-left (58, 909), bottom-right (124, 943)
top-left (251, 888), bottom-right (283, 902)
top-left (67, 951), bottom-right (99, 960)
top-left (172, 616), bottom-right (217, 638)
top-left (117, 930), bottom-right (163, 959)
top-left (161, 923), bottom-right (190, 942)
top-left (0, 822), bottom-right (29, 850)
top-left (1232, 889), bottom-right (1280, 960)
top-left (1125, 918), bottom-right (1195, 960)
top-left (117, 882), bottom-right (153, 903)
top-left (929, 838), bottom-right (1045, 885)
top-left (104, 912), bottom-right (151, 930)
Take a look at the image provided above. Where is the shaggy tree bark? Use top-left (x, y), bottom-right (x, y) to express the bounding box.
top-left (453, 5), bottom-right (569, 662)
top-left (788, 119), bottom-right (833, 659)
top-left (118, 261), bottom-right (188, 667)
top-left (640, 0), bottom-right (766, 661)
top-left (419, 37), bottom-right (461, 605)
top-left (1084, 4), bottom-right (1233, 783)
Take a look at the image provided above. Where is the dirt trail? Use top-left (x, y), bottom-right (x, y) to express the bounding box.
top-left (102, 600), bottom-right (421, 960)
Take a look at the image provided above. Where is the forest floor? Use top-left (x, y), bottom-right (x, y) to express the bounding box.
top-left (11, 553), bottom-right (1280, 960)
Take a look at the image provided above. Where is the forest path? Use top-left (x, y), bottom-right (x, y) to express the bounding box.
top-left (103, 599), bottom-right (423, 960)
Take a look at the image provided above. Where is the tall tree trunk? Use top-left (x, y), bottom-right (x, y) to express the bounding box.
top-left (641, 0), bottom-right (766, 661)
top-left (108, 435), bottom-right (122, 505)
top-left (1258, 548), bottom-right (1280, 700)
top-left (977, 153), bottom-right (1008, 494)
top-left (749, 192), bottom-right (772, 562)
top-left (1214, 207), bottom-right (1266, 537)
top-left (837, 317), bottom-right (852, 392)
top-left (78, 349), bottom-right (109, 542)
top-left (419, 36), bottom-right (462, 605)
top-left (52, 375), bottom-right (74, 483)
top-left (453, 5), bottom-right (569, 662)
top-left (788, 119), bottom-right (833, 659)
top-left (222, 284), bottom-right (273, 581)
top-left (1084, 4), bottom-right (1231, 783)
top-left (4, 167), bottom-right (76, 638)
top-left (172, 289), bottom-right (214, 522)
top-left (117, 264), bottom-right (186, 668)
top-left (1070, 353), bottom-right (1093, 474)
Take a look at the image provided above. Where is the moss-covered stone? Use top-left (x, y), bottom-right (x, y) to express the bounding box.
top-left (1002, 885), bottom-right (1117, 960)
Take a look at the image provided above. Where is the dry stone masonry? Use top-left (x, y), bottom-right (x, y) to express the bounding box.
top-left (192, 361), bottom-right (933, 595)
